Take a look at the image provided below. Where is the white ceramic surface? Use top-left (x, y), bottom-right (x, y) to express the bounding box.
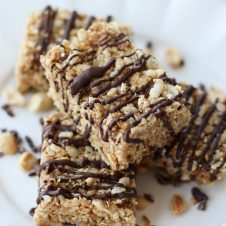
top-left (0, 1), bottom-right (226, 226)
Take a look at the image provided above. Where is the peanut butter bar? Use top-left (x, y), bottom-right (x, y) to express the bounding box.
top-left (33, 112), bottom-right (136, 226)
top-left (16, 6), bottom-right (116, 93)
top-left (41, 21), bottom-right (191, 170)
top-left (143, 85), bottom-right (226, 184)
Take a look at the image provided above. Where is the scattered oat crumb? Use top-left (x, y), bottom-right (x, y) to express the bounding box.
top-left (165, 48), bottom-right (184, 69)
top-left (136, 165), bottom-right (149, 174)
top-left (0, 132), bottom-right (18, 155)
top-left (19, 151), bottom-right (37, 172)
top-left (1, 104), bottom-right (15, 117)
top-left (2, 88), bottom-right (26, 107)
top-left (170, 194), bottom-right (187, 215)
top-left (142, 215), bottom-right (151, 226)
top-left (28, 92), bottom-right (53, 112)
top-left (136, 196), bottom-right (149, 210)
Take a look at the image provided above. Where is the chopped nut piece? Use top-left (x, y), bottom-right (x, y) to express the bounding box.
top-left (170, 195), bottom-right (187, 215)
top-left (165, 48), bottom-right (184, 69)
top-left (0, 132), bottom-right (18, 155)
top-left (142, 215), bottom-right (151, 226)
top-left (136, 196), bottom-right (149, 210)
top-left (2, 88), bottom-right (26, 107)
top-left (19, 152), bottom-right (37, 172)
top-left (28, 93), bottom-right (53, 112)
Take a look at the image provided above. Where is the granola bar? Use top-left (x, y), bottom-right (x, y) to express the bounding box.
top-left (33, 112), bottom-right (137, 226)
top-left (16, 6), bottom-right (116, 92)
top-left (41, 21), bottom-right (191, 170)
top-left (144, 85), bottom-right (226, 184)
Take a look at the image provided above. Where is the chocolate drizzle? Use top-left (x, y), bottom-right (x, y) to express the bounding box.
top-left (70, 59), bottom-right (116, 95)
top-left (37, 184), bottom-right (136, 204)
top-left (163, 85), bottom-right (226, 180)
top-left (124, 96), bottom-right (179, 143)
top-left (85, 16), bottom-right (96, 30)
top-left (34, 6), bottom-right (56, 66)
top-left (63, 11), bottom-right (77, 40)
top-left (38, 158), bottom-right (110, 175)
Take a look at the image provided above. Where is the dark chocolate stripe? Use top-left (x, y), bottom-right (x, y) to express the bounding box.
top-left (93, 55), bottom-right (149, 99)
top-left (63, 11), bottom-right (77, 40)
top-left (159, 73), bottom-right (176, 86)
top-left (198, 109), bottom-right (226, 165)
top-left (124, 96), bottom-right (179, 143)
top-left (187, 102), bottom-right (217, 170)
top-left (37, 185), bottom-right (136, 204)
top-left (36, 6), bottom-right (56, 57)
top-left (174, 90), bottom-right (207, 163)
top-left (85, 16), bottom-right (96, 30)
top-left (38, 158), bottom-right (110, 175)
top-left (182, 85), bottom-right (195, 101)
top-left (43, 124), bottom-right (77, 139)
top-left (70, 58), bottom-right (116, 95)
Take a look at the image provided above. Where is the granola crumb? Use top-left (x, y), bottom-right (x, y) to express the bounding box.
top-left (136, 196), bottom-right (149, 210)
top-left (0, 132), bottom-right (18, 155)
top-left (2, 88), bottom-right (26, 107)
top-left (165, 48), bottom-right (184, 69)
top-left (19, 151), bottom-right (37, 172)
top-left (170, 194), bottom-right (187, 215)
top-left (142, 215), bottom-right (151, 226)
top-left (28, 92), bottom-right (53, 112)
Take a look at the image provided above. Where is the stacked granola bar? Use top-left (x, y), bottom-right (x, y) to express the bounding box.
top-left (15, 5), bottom-right (226, 226)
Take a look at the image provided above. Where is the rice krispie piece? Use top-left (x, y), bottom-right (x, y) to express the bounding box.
top-left (16, 6), bottom-right (117, 92)
top-left (33, 112), bottom-right (137, 226)
top-left (142, 85), bottom-right (226, 184)
top-left (41, 21), bottom-right (191, 170)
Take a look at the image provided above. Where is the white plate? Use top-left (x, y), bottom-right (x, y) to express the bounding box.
top-left (1, 1), bottom-right (226, 226)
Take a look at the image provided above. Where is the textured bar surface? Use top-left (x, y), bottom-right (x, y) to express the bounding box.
top-left (41, 21), bottom-right (191, 170)
top-left (16, 6), bottom-right (116, 92)
top-left (142, 85), bottom-right (226, 184)
top-left (33, 112), bottom-right (136, 226)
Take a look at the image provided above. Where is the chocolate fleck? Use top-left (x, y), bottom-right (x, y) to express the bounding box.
top-left (144, 193), bottom-right (154, 203)
top-left (191, 187), bottom-right (208, 211)
top-left (1, 104), bottom-right (15, 117)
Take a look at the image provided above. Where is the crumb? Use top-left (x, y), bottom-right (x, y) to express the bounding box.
top-left (191, 187), bottom-right (208, 211)
top-left (164, 48), bottom-right (184, 69)
top-left (28, 92), bottom-right (53, 112)
top-left (170, 194), bottom-right (187, 215)
top-left (146, 41), bottom-right (153, 49)
top-left (19, 151), bottom-right (37, 172)
top-left (1, 104), bottom-right (15, 117)
top-left (142, 215), bottom-right (151, 226)
top-left (39, 117), bottom-right (44, 126)
top-left (144, 193), bottom-right (154, 203)
top-left (136, 196), bottom-right (149, 210)
top-left (25, 136), bottom-right (40, 153)
top-left (2, 88), bottom-right (26, 107)
top-left (0, 131), bottom-right (18, 155)
top-left (29, 207), bottom-right (36, 217)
